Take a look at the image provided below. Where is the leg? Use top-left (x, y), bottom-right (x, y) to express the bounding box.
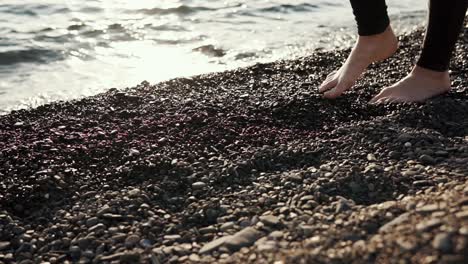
top-left (319, 0), bottom-right (398, 99)
top-left (371, 0), bottom-right (467, 103)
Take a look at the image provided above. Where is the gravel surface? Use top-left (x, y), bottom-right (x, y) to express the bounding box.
top-left (1, 22), bottom-right (467, 264)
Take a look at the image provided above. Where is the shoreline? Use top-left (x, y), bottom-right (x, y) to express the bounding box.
top-left (0, 22), bottom-right (467, 263)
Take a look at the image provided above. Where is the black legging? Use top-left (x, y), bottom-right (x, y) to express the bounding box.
top-left (350, 0), bottom-right (467, 72)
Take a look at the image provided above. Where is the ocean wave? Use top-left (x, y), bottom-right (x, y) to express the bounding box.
top-left (193, 45), bottom-right (226, 57)
top-left (257, 3), bottom-right (318, 13)
top-left (134, 5), bottom-right (213, 15)
top-left (79, 6), bottom-right (104, 13)
top-left (0, 48), bottom-right (64, 66)
top-left (152, 35), bottom-right (206, 45)
top-left (67, 23), bottom-right (87, 31)
top-left (33, 33), bottom-right (73, 44)
top-left (149, 24), bottom-right (188, 32)
top-left (0, 4), bottom-right (37, 16)
top-left (0, 3), bottom-right (69, 16)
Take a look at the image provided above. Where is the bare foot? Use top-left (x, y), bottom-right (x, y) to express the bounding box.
top-left (319, 25), bottom-right (399, 99)
top-left (370, 66), bottom-right (451, 104)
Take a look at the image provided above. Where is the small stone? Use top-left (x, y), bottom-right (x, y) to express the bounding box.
top-left (455, 210), bottom-right (468, 219)
top-left (404, 142), bottom-right (412, 147)
top-left (125, 235), bottom-right (141, 248)
top-left (439, 255), bottom-right (465, 264)
top-left (416, 204), bottom-right (439, 214)
top-left (82, 250), bottom-right (95, 259)
top-left (101, 213), bottom-right (123, 220)
top-left (161, 247), bottom-right (173, 255)
top-left (363, 163), bottom-right (382, 173)
top-left (199, 236), bottom-right (231, 254)
top-left (378, 201), bottom-right (397, 210)
top-left (16, 242), bottom-right (34, 253)
top-left (12, 226), bottom-right (25, 235)
top-left (220, 222), bottom-right (235, 232)
top-left (192, 182), bottom-right (207, 190)
top-left (164, 235), bottom-right (181, 241)
top-left (100, 251), bottom-right (140, 262)
top-left (336, 199), bottom-right (351, 213)
top-left (457, 198), bottom-right (468, 206)
top-left (299, 225), bottom-right (315, 237)
top-left (257, 241), bottom-right (277, 252)
top-left (302, 200), bottom-right (319, 210)
top-left (129, 148), bottom-right (140, 156)
top-left (269, 231), bottom-right (284, 239)
top-left (367, 154), bottom-right (376, 161)
top-left (396, 238), bottom-right (416, 251)
top-left (419, 154), bottom-right (435, 165)
top-left (128, 188), bottom-right (140, 197)
top-left (401, 170), bottom-right (418, 177)
top-left (77, 238), bottom-right (91, 250)
top-left (349, 181), bottom-right (362, 193)
top-left (319, 164), bottom-right (332, 171)
top-left (259, 215), bottom-right (279, 227)
top-left (413, 180), bottom-right (432, 187)
top-left (139, 239), bottom-right (152, 248)
top-left (236, 218), bottom-right (250, 228)
top-left (111, 233), bottom-right (127, 243)
top-left (279, 206), bottom-right (289, 214)
top-left (3, 253), bottom-right (14, 262)
top-left (189, 254), bottom-right (201, 262)
top-left (120, 251), bottom-right (141, 263)
top-left (398, 133), bottom-right (412, 142)
top-left (199, 226), bottom-right (217, 234)
top-left (69, 245), bottom-right (81, 259)
top-left (389, 151), bottom-right (400, 159)
top-left (205, 208), bottom-right (220, 222)
top-left (416, 219), bottom-right (443, 232)
top-left (0, 241), bottom-right (11, 250)
top-left (432, 233), bottom-right (452, 252)
top-left (305, 236), bottom-right (321, 246)
top-left (225, 227), bottom-right (263, 252)
top-left (299, 195), bottom-right (315, 202)
top-left (459, 226), bottom-right (468, 235)
top-left (287, 173), bottom-right (303, 182)
top-left (379, 213), bottom-right (410, 233)
top-left (97, 205), bottom-right (112, 216)
top-left (434, 150), bottom-right (449, 157)
top-left (88, 223), bottom-right (106, 233)
top-left (86, 217), bottom-right (99, 227)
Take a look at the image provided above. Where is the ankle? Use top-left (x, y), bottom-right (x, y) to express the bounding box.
top-left (357, 25), bottom-right (397, 44)
top-left (411, 66), bottom-right (450, 81)
top-left (353, 25), bottom-right (398, 62)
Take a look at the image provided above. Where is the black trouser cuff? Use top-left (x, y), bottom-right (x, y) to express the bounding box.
top-left (351, 0), bottom-right (390, 36)
top-left (416, 58), bottom-right (449, 72)
top-left (357, 15), bottom-right (390, 36)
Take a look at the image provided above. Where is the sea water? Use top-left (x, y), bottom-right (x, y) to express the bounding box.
top-left (0, 0), bottom-right (427, 114)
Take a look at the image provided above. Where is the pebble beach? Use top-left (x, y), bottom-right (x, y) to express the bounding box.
top-left (0, 21), bottom-right (467, 264)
